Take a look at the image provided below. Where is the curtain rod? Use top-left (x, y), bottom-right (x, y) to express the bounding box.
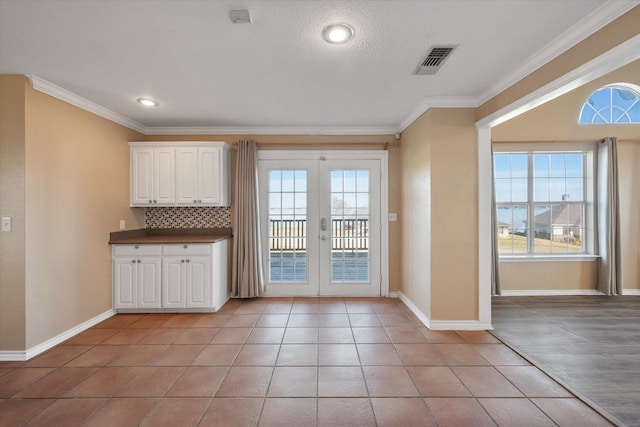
top-left (493, 139), bottom-right (640, 144)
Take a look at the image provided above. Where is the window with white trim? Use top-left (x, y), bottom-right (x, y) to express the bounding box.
top-left (578, 84), bottom-right (640, 124)
top-left (494, 147), bottom-right (594, 256)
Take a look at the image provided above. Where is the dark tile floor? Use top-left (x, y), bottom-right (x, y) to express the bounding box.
top-left (1, 297), bottom-right (612, 426)
top-left (491, 295), bottom-right (640, 427)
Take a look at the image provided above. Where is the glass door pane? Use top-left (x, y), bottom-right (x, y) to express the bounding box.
top-left (268, 170), bottom-right (308, 282)
top-left (330, 169), bottom-right (370, 282)
top-left (319, 159), bottom-right (381, 296)
top-left (259, 159), bottom-right (319, 296)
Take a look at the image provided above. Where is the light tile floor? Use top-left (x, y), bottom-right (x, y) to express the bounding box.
top-left (0, 297), bottom-right (613, 426)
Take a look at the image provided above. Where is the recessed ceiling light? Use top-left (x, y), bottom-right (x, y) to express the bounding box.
top-left (137, 98), bottom-right (158, 107)
top-left (322, 23), bottom-right (354, 44)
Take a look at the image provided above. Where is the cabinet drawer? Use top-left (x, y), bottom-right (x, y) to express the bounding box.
top-left (163, 244), bottom-right (212, 256)
top-left (113, 244), bottom-right (162, 257)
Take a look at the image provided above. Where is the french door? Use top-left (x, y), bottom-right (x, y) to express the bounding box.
top-left (258, 152), bottom-right (385, 296)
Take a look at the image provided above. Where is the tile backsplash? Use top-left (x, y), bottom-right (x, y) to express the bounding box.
top-left (145, 207), bottom-right (231, 229)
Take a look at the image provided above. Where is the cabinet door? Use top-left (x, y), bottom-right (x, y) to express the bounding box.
top-left (186, 256), bottom-right (211, 308)
top-left (198, 147), bottom-right (222, 205)
top-left (131, 148), bottom-right (154, 205)
top-left (114, 258), bottom-right (137, 308)
top-left (175, 148), bottom-right (199, 204)
top-left (154, 147), bottom-right (176, 205)
top-left (162, 257), bottom-right (186, 308)
top-left (138, 257), bottom-right (161, 308)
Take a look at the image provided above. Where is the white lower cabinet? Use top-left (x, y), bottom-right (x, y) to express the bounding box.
top-left (161, 255), bottom-right (211, 309)
top-left (112, 241), bottom-right (229, 312)
top-left (113, 245), bottom-right (162, 309)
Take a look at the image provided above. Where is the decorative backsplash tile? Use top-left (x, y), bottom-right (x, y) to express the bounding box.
top-left (145, 207), bottom-right (231, 229)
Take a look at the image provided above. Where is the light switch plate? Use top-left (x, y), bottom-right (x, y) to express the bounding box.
top-left (2, 217), bottom-right (12, 232)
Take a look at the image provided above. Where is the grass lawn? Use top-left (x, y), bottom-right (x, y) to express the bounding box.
top-left (499, 234), bottom-right (582, 253)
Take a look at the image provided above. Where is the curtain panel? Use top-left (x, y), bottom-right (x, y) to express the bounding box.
top-left (231, 140), bottom-right (265, 298)
top-left (491, 144), bottom-right (501, 295)
top-left (596, 137), bottom-right (622, 295)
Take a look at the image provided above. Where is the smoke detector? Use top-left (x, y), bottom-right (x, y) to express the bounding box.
top-left (414, 45), bottom-right (458, 75)
top-left (230, 10), bottom-right (252, 24)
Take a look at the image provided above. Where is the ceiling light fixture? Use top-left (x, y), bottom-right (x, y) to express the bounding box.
top-left (137, 98), bottom-right (158, 107)
top-left (322, 23), bottom-right (354, 44)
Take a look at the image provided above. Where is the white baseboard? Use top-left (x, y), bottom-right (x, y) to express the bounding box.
top-left (0, 309), bottom-right (116, 362)
top-left (390, 291), bottom-right (431, 328)
top-left (390, 291), bottom-right (493, 331)
top-left (623, 289), bottom-right (640, 295)
top-left (429, 320), bottom-right (494, 331)
top-left (499, 290), bottom-right (603, 296)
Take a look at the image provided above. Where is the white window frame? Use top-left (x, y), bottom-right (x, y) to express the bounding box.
top-left (578, 83), bottom-right (640, 124)
top-left (493, 142), bottom-right (598, 262)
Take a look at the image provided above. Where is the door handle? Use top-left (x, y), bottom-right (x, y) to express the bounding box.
top-left (320, 218), bottom-right (327, 231)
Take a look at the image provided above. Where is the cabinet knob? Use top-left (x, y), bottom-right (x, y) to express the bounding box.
top-left (131, 260), bottom-right (136, 263)
top-left (134, 245), bottom-right (139, 249)
top-left (186, 259), bottom-right (190, 263)
top-left (137, 259), bottom-right (141, 263)
top-left (181, 259), bottom-right (185, 263)
top-left (193, 200), bottom-right (197, 204)
top-left (149, 200), bottom-right (153, 204)
top-left (183, 245), bottom-right (187, 249)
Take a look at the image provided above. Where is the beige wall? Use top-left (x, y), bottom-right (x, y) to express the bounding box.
top-left (618, 141), bottom-right (640, 290)
top-left (430, 109), bottom-right (478, 320)
top-left (23, 85), bottom-right (145, 348)
top-left (0, 75), bottom-right (145, 351)
top-left (500, 262), bottom-right (598, 292)
top-left (0, 76), bottom-right (27, 350)
top-left (399, 110), bottom-right (432, 318)
top-left (493, 61), bottom-right (640, 292)
top-left (399, 108), bottom-right (478, 321)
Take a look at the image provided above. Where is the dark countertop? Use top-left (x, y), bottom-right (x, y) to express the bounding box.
top-left (109, 228), bottom-right (232, 244)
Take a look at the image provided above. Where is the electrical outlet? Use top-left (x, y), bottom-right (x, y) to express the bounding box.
top-left (119, 220), bottom-right (126, 230)
top-left (389, 213), bottom-right (398, 222)
top-left (2, 217), bottom-right (12, 232)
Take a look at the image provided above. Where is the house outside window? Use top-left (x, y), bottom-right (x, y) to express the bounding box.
top-left (494, 144), bottom-right (595, 257)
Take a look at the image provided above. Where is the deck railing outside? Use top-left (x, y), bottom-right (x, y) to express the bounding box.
top-left (269, 219), bottom-right (368, 251)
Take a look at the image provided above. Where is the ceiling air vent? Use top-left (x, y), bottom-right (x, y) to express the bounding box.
top-left (414, 45), bottom-right (457, 75)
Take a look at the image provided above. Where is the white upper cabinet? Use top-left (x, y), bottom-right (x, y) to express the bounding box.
top-left (131, 142), bottom-right (230, 207)
top-left (198, 146), bottom-right (226, 205)
top-left (130, 146), bottom-right (175, 206)
top-left (153, 147), bottom-right (176, 205)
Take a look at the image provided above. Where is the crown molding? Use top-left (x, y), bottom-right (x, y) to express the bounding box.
top-left (477, 33), bottom-right (640, 128)
top-left (398, 96), bottom-right (478, 132)
top-left (144, 125), bottom-right (398, 136)
top-left (26, 75), bottom-right (147, 134)
top-left (475, 0), bottom-right (639, 106)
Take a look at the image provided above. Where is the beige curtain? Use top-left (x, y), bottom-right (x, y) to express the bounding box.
top-left (491, 145), bottom-right (501, 295)
top-left (231, 140), bottom-right (265, 298)
top-left (596, 137), bottom-right (622, 295)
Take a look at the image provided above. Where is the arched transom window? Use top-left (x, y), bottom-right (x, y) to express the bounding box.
top-left (578, 84), bottom-right (640, 124)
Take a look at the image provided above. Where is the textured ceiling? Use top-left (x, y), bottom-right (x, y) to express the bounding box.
top-left (0, 0), bottom-right (635, 133)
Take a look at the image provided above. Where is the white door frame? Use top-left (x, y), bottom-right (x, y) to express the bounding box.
top-left (258, 150), bottom-right (389, 297)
